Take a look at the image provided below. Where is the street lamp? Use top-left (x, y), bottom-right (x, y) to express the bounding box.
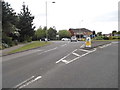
top-left (45, 1), bottom-right (55, 41)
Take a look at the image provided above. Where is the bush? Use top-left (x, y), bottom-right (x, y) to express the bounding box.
top-left (27, 37), bottom-right (32, 42)
top-left (103, 36), bottom-right (109, 40)
top-left (112, 36), bottom-right (120, 39)
top-left (2, 36), bottom-right (13, 47)
top-left (95, 36), bottom-right (104, 40)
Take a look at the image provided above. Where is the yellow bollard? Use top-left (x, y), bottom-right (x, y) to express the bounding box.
top-left (85, 37), bottom-right (91, 47)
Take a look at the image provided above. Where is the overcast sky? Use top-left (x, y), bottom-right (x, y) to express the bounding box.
top-left (5, 0), bottom-right (119, 34)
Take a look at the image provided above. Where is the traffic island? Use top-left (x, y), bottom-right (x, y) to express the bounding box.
top-left (82, 41), bottom-right (111, 50)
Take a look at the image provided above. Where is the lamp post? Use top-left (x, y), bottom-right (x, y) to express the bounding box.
top-left (45, 1), bottom-right (55, 41)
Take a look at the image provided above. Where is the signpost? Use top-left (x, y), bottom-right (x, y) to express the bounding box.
top-left (85, 37), bottom-right (91, 47)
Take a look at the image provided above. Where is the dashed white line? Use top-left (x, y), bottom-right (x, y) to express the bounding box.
top-left (38, 47), bottom-right (58, 55)
top-left (14, 76), bottom-right (42, 89)
top-left (14, 76), bottom-right (35, 88)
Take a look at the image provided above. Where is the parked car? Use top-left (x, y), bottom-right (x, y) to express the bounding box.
top-left (40, 38), bottom-right (50, 41)
top-left (71, 36), bottom-right (77, 42)
top-left (61, 38), bottom-right (70, 41)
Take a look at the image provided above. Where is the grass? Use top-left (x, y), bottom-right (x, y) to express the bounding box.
top-left (8, 41), bottom-right (52, 54)
top-left (92, 39), bottom-right (120, 41)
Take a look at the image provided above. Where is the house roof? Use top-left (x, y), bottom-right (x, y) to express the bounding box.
top-left (69, 28), bottom-right (92, 33)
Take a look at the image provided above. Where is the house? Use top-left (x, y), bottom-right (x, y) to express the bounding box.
top-left (69, 28), bottom-right (93, 39)
top-left (103, 33), bottom-right (112, 37)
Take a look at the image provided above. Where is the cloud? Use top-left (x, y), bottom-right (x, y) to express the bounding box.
top-left (94, 10), bottom-right (118, 22)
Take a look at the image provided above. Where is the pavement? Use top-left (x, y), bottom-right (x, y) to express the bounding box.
top-left (2, 40), bottom-right (118, 88)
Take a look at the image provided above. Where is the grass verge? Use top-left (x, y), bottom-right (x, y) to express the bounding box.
top-left (92, 39), bottom-right (119, 41)
top-left (8, 41), bottom-right (52, 54)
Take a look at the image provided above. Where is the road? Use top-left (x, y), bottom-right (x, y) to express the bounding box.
top-left (2, 41), bottom-right (118, 88)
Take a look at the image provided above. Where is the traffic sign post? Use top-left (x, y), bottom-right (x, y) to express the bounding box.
top-left (85, 37), bottom-right (91, 47)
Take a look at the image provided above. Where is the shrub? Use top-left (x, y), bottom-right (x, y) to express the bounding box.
top-left (95, 36), bottom-right (103, 40)
top-left (2, 36), bottom-right (13, 47)
top-left (103, 36), bottom-right (109, 40)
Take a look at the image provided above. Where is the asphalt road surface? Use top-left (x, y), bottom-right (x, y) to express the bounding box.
top-left (2, 41), bottom-right (118, 88)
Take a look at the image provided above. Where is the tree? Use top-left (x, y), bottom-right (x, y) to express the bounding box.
top-left (2, 1), bottom-right (17, 35)
top-left (35, 27), bottom-right (46, 40)
top-left (92, 31), bottom-right (96, 35)
top-left (58, 30), bottom-right (71, 39)
top-left (2, 1), bottom-right (18, 46)
top-left (112, 30), bottom-right (117, 36)
top-left (117, 31), bottom-right (120, 34)
top-left (97, 32), bottom-right (102, 36)
top-left (48, 27), bottom-right (57, 40)
top-left (17, 3), bottom-right (35, 42)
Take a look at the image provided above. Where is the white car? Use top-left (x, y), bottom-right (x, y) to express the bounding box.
top-left (71, 36), bottom-right (77, 42)
top-left (61, 38), bottom-right (70, 41)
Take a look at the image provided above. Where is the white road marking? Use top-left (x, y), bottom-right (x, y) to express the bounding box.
top-left (19, 76), bottom-right (42, 89)
top-left (99, 43), bottom-right (112, 48)
top-left (32, 49), bottom-right (43, 51)
top-left (14, 76), bottom-right (42, 89)
top-left (67, 48), bottom-right (97, 64)
top-left (79, 49), bottom-right (91, 53)
top-left (61, 60), bottom-right (69, 64)
top-left (72, 52), bottom-right (80, 56)
top-left (112, 42), bottom-right (118, 44)
top-left (56, 48), bottom-right (97, 64)
top-left (61, 44), bottom-right (67, 47)
top-left (56, 49), bottom-right (77, 64)
top-left (14, 76), bottom-right (35, 88)
top-left (38, 47), bottom-right (58, 55)
top-left (44, 47), bottom-right (58, 52)
top-left (80, 44), bottom-right (85, 48)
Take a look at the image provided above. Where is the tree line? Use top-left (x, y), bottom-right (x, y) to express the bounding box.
top-left (2, 1), bottom-right (71, 48)
top-left (2, 1), bottom-right (35, 47)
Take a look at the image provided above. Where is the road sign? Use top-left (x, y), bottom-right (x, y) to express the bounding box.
top-left (85, 37), bottom-right (91, 47)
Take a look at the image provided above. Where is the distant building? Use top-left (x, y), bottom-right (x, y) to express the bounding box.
top-left (114, 34), bottom-right (120, 36)
top-left (69, 28), bottom-right (93, 38)
top-left (103, 33), bottom-right (112, 37)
